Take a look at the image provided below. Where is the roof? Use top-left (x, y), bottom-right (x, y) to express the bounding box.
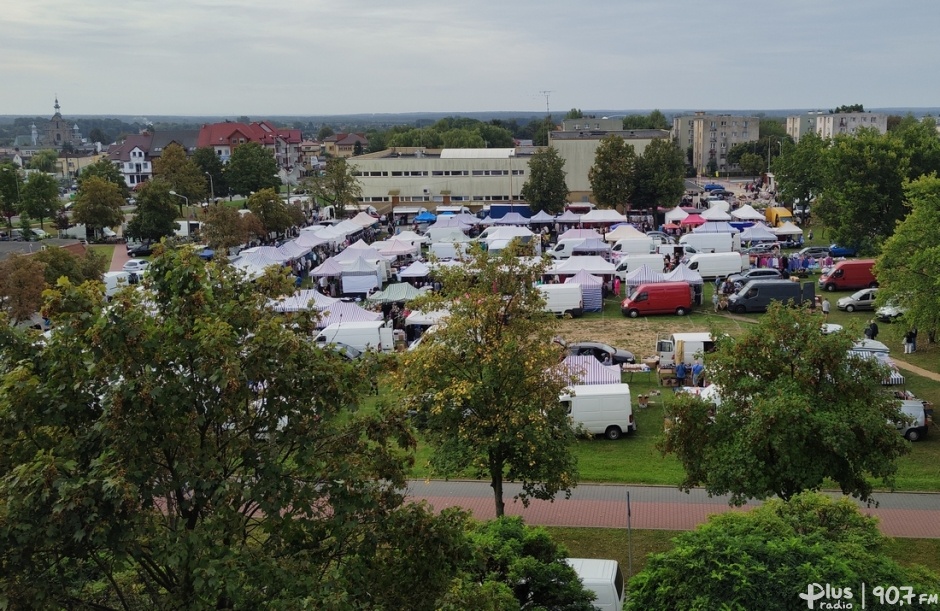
top-left (0, 239), bottom-right (86, 261)
top-left (366, 282), bottom-right (430, 304)
top-left (196, 120), bottom-right (302, 149)
top-left (440, 148), bottom-right (515, 159)
top-left (107, 133), bottom-right (153, 162)
top-left (149, 130), bottom-right (199, 156)
top-left (550, 129), bottom-right (670, 141)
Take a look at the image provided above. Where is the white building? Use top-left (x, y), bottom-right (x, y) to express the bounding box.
top-left (815, 112), bottom-right (888, 139)
top-left (786, 112), bottom-right (826, 142)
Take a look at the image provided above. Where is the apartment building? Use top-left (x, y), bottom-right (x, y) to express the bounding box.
top-left (673, 112), bottom-right (759, 174)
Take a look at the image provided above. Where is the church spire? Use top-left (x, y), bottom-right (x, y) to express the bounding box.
top-left (54, 96), bottom-right (60, 114)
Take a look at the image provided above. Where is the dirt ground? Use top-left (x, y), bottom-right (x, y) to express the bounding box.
top-left (556, 314), bottom-right (711, 362)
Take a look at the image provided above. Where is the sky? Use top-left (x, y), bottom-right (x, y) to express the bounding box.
top-left (2, 0), bottom-right (938, 117)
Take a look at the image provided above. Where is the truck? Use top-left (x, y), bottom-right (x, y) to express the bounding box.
top-left (818, 259), bottom-right (877, 292)
top-left (683, 252), bottom-right (748, 279)
top-left (727, 279), bottom-right (815, 313)
top-left (765, 206), bottom-right (794, 227)
top-left (678, 232), bottom-right (741, 254)
top-left (656, 332), bottom-right (715, 367)
top-left (565, 558), bottom-right (626, 611)
top-left (614, 254), bottom-right (667, 281)
top-left (314, 321), bottom-right (395, 353)
top-left (538, 284), bottom-right (583, 317)
top-left (559, 383), bottom-right (634, 440)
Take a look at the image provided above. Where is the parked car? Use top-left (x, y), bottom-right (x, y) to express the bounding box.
top-left (329, 342), bottom-right (362, 360)
top-left (742, 243), bottom-right (780, 256)
top-left (122, 259), bottom-right (150, 273)
top-left (703, 183), bottom-right (724, 192)
top-left (798, 246), bottom-right (830, 259)
top-left (876, 303), bottom-right (907, 323)
top-left (559, 340), bottom-right (635, 365)
top-left (837, 288), bottom-right (878, 312)
top-left (727, 267), bottom-right (784, 288)
top-left (829, 244), bottom-right (858, 257)
top-left (127, 242), bottom-right (154, 257)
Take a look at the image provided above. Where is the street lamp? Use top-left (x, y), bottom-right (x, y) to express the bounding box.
top-left (204, 172), bottom-right (214, 205)
top-left (168, 190), bottom-right (188, 217)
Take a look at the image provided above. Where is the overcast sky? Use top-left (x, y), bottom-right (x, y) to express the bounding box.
top-left (2, 0), bottom-right (938, 117)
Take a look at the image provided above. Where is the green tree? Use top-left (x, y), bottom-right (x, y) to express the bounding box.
top-left (660, 304), bottom-right (910, 506)
top-left (353, 140), bottom-right (363, 156)
top-left (627, 493), bottom-right (940, 611)
top-left (395, 244), bottom-right (579, 517)
top-left (891, 115), bottom-right (940, 181)
top-left (224, 141), bottom-right (280, 197)
top-left (475, 123), bottom-right (515, 148)
top-left (815, 128), bottom-right (907, 250)
top-left (875, 175), bottom-right (940, 344)
top-left (621, 110), bottom-right (670, 130)
top-left (304, 157), bottom-right (362, 218)
top-left (33, 246), bottom-right (108, 286)
top-left (87, 127), bottom-right (111, 144)
top-left (0, 248), bottom-right (464, 609)
top-left (77, 157), bottom-right (131, 199)
top-left (833, 103), bottom-right (865, 113)
top-left (0, 164), bottom-right (23, 229)
top-left (201, 204), bottom-right (251, 252)
top-left (441, 128), bottom-right (485, 148)
top-left (565, 108), bottom-right (583, 120)
top-left (520, 147), bottom-right (569, 214)
top-left (588, 134), bottom-right (637, 211)
top-left (533, 116), bottom-right (555, 147)
top-left (647, 109), bottom-right (670, 130)
top-left (773, 132), bottom-right (828, 224)
top-left (125, 179), bottom-right (179, 242)
top-left (454, 517), bottom-right (595, 610)
top-left (759, 118), bottom-right (788, 139)
top-left (738, 151), bottom-right (765, 176)
top-left (72, 176), bottom-right (126, 239)
top-left (28, 149), bottom-right (59, 173)
top-left (317, 125), bottom-right (335, 140)
top-left (632, 138), bottom-right (685, 209)
top-left (246, 188), bottom-right (292, 236)
top-left (0, 254), bottom-right (46, 323)
top-left (20, 171), bottom-right (60, 228)
top-left (191, 146), bottom-right (228, 199)
top-left (153, 143), bottom-right (208, 203)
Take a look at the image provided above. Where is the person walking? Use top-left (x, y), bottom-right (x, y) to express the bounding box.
top-left (821, 298), bottom-right (830, 320)
top-left (903, 329), bottom-right (914, 354)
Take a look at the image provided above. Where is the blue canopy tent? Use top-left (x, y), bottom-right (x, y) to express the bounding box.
top-left (414, 211), bottom-right (437, 222)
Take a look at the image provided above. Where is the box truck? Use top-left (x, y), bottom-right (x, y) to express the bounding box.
top-left (678, 232), bottom-right (741, 254)
top-left (765, 206), bottom-right (794, 227)
top-left (621, 282), bottom-right (694, 318)
top-left (610, 237), bottom-right (656, 258)
top-left (559, 383), bottom-right (634, 440)
top-left (683, 252), bottom-right (748, 279)
top-left (565, 558), bottom-right (626, 611)
top-left (538, 284), bottom-right (584, 317)
top-left (727, 279), bottom-right (815, 313)
top-left (818, 259), bottom-right (877, 292)
top-left (314, 321), bottom-right (395, 353)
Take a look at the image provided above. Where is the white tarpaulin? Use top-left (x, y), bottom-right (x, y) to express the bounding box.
top-left (665, 207), bottom-right (690, 223)
top-left (730, 204), bottom-right (765, 221)
top-left (623, 264), bottom-right (666, 287)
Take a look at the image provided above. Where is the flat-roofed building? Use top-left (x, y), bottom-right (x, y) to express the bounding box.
top-left (674, 112), bottom-right (759, 174)
top-left (815, 112), bottom-right (888, 139)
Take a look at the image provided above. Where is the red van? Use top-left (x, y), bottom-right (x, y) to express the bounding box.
top-left (818, 259), bottom-right (877, 292)
top-left (621, 282), bottom-right (694, 318)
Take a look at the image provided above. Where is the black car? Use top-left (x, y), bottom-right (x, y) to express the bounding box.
top-left (127, 242), bottom-right (154, 257)
top-left (563, 341), bottom-right (635, 365)
top-left (726, 267), bottom-right (784, 287)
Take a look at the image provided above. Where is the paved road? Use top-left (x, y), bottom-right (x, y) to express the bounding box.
top-left (109, 242), bottom-right (131, 272)
top-left (405, 480), bottom-right (940, 538)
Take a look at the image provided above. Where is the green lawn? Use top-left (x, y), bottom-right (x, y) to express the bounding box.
top-left (546, 527), bottom-right (940, 580)
top-left (88, 244), bottom-right (116, 261)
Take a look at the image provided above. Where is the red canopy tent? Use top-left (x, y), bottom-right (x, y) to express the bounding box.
top-left (680, 213), bottom-right (706, 227)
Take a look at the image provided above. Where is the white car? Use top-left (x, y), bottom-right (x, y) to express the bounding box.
top-left (122, 259), bottom-right (150, 273)
top-left (876, 304), bottom-right (907, 323)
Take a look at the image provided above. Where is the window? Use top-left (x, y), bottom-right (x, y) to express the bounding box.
top-left (391, 171), bottom-right (402, 176)
top-left (743, 121), bottom-right (749, 128)
top-left (742, 131), bottom-right (748, 139)
top-left (472, 170), bottom-right (484, 176)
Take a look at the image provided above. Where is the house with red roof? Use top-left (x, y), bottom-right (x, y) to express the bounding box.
top-left (196, 120), bottom-right (303, 183)
top-left (106, 130), bottom-right (199, 189)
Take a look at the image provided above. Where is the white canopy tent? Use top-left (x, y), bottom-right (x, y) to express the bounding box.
top-left (495, 212), bottom-right (530, 225)
top-left (349, 212), bottom-right (380, 228)
top-left (663, 264), bottom-right (704, 285)
top-left (391, 229), bottom-right (430, 245)
top-left (730, 204), bottom-right (765, 221)
top-left (529, 210), bottom-right (555, 224)
top-left (555, 210), bottom-right (582, 224)
top-left (398, 261), bottom-right (431, 278)
top-left (555, 355), bottom-right (622, 385)
top-left (692, 221), bottom-right (739, 234)
top-left (581, 209), bottom-right (627, 224)
top-left (310, 258), bottom-right (344, 277)
top-left (270, 289), bottom-right (338, 312)
top-left (604, 224), bottom-right (647, 242)
top-left (559, 228), bottom-right (603, 241)
top-left (664, 206), bottom-right (690, 223)
top-left (339, 256), bottom-right (382, 294)
top-left (623, 264), bottom-right (666, 288)
top-left (700, 206), bottom-right (732, 221)
top-left (773, 221), bottom-right (804, 236)
top-left (315, 301), bottom-right (383, 328)
top-left (738, 224), bottom-right (778, 242)
top-left (373, 239), bottom-right (420, 258)
top-left (548, 256), bottom-right (616, 277)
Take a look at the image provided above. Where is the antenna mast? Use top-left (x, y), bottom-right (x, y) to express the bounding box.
top-left (539, 90), bottom-right (552, 116)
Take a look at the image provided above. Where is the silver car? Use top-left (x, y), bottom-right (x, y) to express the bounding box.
top-left (837, 288), bottom-right (878, 312)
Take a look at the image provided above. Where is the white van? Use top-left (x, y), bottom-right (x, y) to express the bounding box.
top-left (103, 271), bottom-right (132, 300)
top-left (429, 241), bottom-right (470, 260)
top-left (538, 284), bottom-right (583, 317)
top-left (566, 558), bottom-right (626, 611)
top-left (899, 400), bottom-right (929, 442)
top-left (656, 332), bottom-right (715, 367)
top-left (314, 321), bottom-right (395, 353)
top-left (549, 239), bottom-right (585, 260)
top-left (560, 383), bottom-right (634, 440)
top-left (614, 254), bottom-right (667, 281)
top-left (611, 237), bottom-right (656, 258)
top-left (684, 252), bottom-right (748, 280)
top-left (678, 232), bottom-right (741, 254)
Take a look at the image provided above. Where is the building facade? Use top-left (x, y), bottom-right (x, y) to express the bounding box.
top-left (815, 112), bottom-right (888, 139)
top-left (673, 112), bottom-right (759, 173)
top-left (106, 131), bottom-right (199, 188)
top-left (196, 120), bottom-right (302, 184)
top-left (322, 133), bottom-right (369, 158)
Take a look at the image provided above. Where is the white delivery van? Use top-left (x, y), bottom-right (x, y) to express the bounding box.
top-left (103, 271), bottom-right (132, 300)
top-left (314, 321), bottom-right (395, 353)
top-left (614, 254), bottom-right (667, 281)
top-left (560, 383), bottom-right (634, 440)
top-left (538, 284), bottom-right (583, 317)
top-left (610, 238), bottom-right (656, 258)
top-left (678, 232), bottom-right (741, 254)
top-left (656, 332), bottom-right (715, 367)
top-left (429, 241), bottom-right (470, 260)
top-left (684, 252), bottom-right (748, 280)
top-left (898, 399), bottom-right (929, 442)
top-left (549, 239), bottom-right (586, 260)
top-left (566, 558), bottom-right (626, 611)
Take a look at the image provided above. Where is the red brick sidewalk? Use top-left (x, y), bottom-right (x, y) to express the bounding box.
top-left (110, 243), bottom-right (131, 272)
top-left (406, 480), bottom-right (940, 538)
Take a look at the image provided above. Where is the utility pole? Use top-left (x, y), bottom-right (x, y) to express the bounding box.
top-left (539, 90), bottom-right (553, 116)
